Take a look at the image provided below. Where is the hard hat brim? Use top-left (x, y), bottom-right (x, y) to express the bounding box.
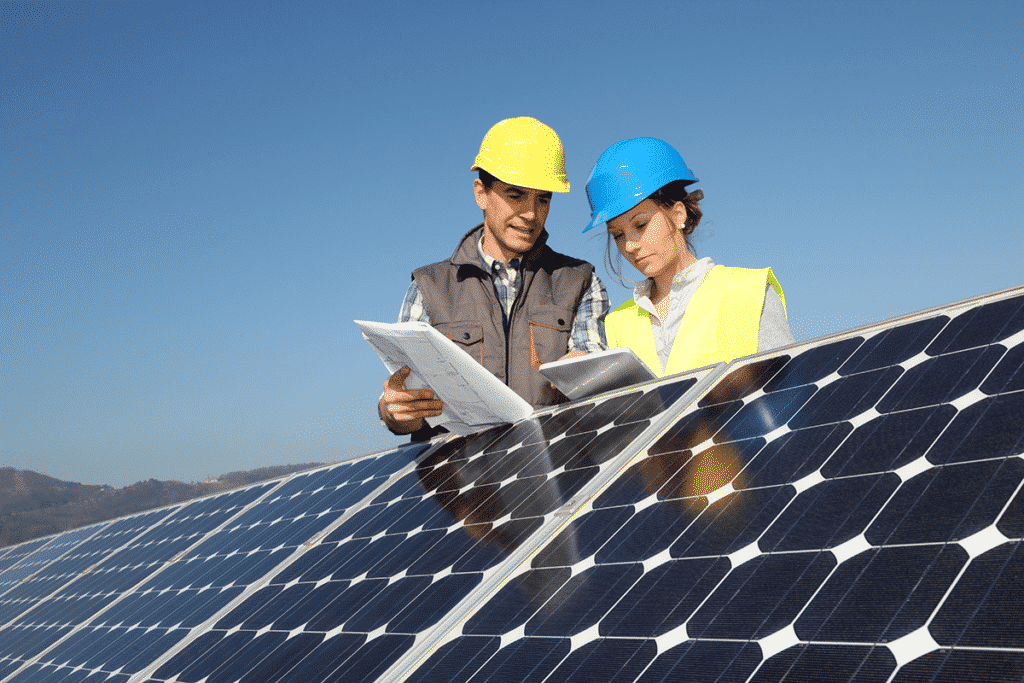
top-left (471, 162), bottom-right (570, 193)
top-left (582, 175), bottom-right (697, 232)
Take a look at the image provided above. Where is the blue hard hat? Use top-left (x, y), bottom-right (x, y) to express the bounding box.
top-left (583, 137), bottom-right (698, 232)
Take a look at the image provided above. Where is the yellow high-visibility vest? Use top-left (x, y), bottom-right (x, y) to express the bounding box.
top-left (605, 266), bottom-right (786, 377)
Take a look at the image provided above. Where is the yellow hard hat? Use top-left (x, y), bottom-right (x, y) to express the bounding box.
top-left (471, 117), bottom-right (570, 193)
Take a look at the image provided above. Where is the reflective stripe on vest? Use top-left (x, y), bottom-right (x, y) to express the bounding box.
top-left (605, 266), bottom-right (785, 377)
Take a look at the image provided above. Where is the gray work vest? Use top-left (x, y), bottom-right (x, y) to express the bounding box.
top-left (413, 224), bottom-right (594, 409)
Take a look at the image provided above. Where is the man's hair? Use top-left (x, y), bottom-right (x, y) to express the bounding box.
top-left (604, 181), bottom-right (705, 287)
top-left (478, 169), bottom-right (498, 189)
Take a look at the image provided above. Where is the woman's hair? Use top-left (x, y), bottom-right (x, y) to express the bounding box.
top-left (604, 180), bottom-right (705, 287)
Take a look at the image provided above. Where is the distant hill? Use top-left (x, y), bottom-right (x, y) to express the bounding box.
top-left (0, 463), bottom-right (324, 549)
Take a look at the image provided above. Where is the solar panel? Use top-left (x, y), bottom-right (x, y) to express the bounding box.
top-left (396, 285), bottom-right (1024, 683)
top-left (0, 284), bottom-right (1021, 683)
top-left (132, 374), bottom-right (706, 683)
top-left (0, 531), bottom-right (99, 600)
top-left (0, 446), bottom-right (417, 682)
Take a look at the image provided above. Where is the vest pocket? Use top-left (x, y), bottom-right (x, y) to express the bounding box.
top-left (526, 304), bottom-right (573, 368)
top-left (438, 321), bottom-right (484, 365)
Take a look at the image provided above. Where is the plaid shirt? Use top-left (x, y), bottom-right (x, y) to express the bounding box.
top-left (400, 236), bottom-right (608, 353)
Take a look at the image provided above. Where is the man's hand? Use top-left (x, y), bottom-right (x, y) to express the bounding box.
top-left (379, 366), bottom-right (444, 435)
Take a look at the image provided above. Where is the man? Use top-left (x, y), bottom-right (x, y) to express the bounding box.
top-left (378, 117), bottom-right (609, 439)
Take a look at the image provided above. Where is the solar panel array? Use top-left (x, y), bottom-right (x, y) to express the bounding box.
top-left (1, 284), bottom-right (1022, 683)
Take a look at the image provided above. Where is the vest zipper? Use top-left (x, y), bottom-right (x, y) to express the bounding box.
top-left (506, 267), bottom-right (530, 391)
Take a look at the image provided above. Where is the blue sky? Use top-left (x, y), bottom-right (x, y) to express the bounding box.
top-left (3, 0), bottom-right (1021, 487)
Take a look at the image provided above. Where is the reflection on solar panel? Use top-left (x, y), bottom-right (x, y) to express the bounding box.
top-left (1, 284), bottom-right (1022, 683)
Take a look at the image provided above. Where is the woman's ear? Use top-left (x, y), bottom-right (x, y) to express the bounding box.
top-left (669, 200), bottom-right (689, 231)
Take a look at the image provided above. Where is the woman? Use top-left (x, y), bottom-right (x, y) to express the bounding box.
top-left (584, 137), bottom-right (794, 377)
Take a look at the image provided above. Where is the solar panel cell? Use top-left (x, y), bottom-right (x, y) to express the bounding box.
top-left (465, 636), bottom-right (569, 683)
top-left (389, 573), bottom-right (487, 633)
top-left (796, 545), bottom-right (966, 642)
top-left (866, 458), bottom-right (1024, 545)
top-left (821, 405), bottom-right (954, 477)
top-left (462, 568), bottom-right (570, 636)
top-left (207, 630), bottom-right (289, 682)
top-left (763, 338), bottom-right (862, 393)
top-left (997, 485), bottom-right (1024, 539)
top-left (545, 638), bottom-right (656, 682)
top-left (789, 366), bottom-right (904, 429)
top-left (983, 341), bottom-right (1024, 394)
top-left (635, 640), bottom-right (762, 683)
top-left (877, 344), bottom-right (1006, 412)
top-left (749, 644), bottom-right (896, 683)
top-left (593, 499), bottom-right (704, 564)
top-left (600, 557), bottom-right (731, 638)
top-left (929, 541), bottom-right (1024, 649)
top-left (690, 551), bottom-right (837, 639)
top-left (927, 294), bottom-right (1024, 356)
top-left (615, 378), bottom-right (696, 424)
top-left (927, 391), bottom-right (1024, 464)
top-left (525, 563), bottom-right (644, 637)
top-left (647, 401), bottom-right (743, 456)
top-left (453, 518), bottom-right (545, 573)
top-left (274, 633), bottom-right (366, 683)
top-left (678, 487), bottom-right (795, 557)
top-left (402, 636), bottom-right (500, 682)
top-left (758, 474), bottom-right (900, 551)
top-left (716, 385), bottom-right (818, 442)
top-left (890, 648), bottom-right (1024, 683)
top-left (742, 424), bottom-right (848, 488)
top-left (839, 316), bottom-right (948, 374)
top-left (240, 632), bottom-right (324, 682)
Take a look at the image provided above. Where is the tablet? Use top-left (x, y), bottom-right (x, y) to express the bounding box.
top-left (539, 347), bottom-right (658, 400)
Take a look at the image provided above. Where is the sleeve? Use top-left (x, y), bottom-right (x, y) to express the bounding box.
top-left (757, 283), bottom-right (795, 351)
top-left (399, 279), bottom-right (430, 324)
top-left (568, 272), bottom-right (610, 353)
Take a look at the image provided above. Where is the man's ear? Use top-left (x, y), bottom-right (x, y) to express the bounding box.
top-left (473, 178), bottom-right (489, 211)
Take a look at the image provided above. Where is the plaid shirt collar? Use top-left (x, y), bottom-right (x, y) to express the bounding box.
top-left (449, 223), bottom-right (547, 270)
top-left (476, 236), bottom-right (522, 274)
top-left (476, 236), bottom-right (522, 318)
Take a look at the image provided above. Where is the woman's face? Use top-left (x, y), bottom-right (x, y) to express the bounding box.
top-left (607, 198), bottom-right (692, 281)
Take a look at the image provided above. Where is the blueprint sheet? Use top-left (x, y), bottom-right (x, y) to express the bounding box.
top-left (356, 320), bottom-right (533, 434)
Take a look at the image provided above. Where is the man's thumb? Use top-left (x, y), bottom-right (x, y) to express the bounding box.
top-left (391, 365), bottom-right (411, 387)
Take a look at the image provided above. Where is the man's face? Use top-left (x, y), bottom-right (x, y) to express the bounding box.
top-left (474, 178), bottom-right (552, 263)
